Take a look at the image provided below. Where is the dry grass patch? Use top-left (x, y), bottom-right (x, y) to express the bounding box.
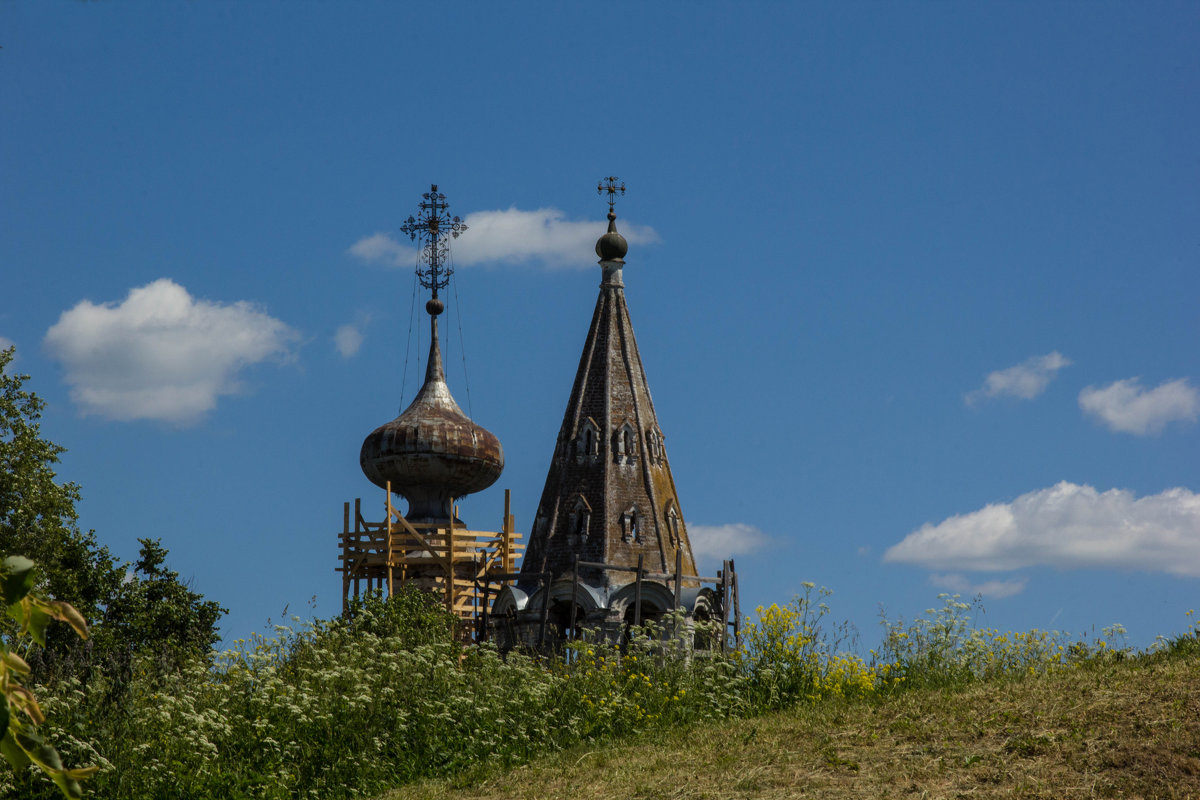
top-left (383, 650), bottom-right (1200, 800)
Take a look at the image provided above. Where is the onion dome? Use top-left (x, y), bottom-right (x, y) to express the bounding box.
top-left (359, 184), bottom-right (503, 523)
top-left (360, 315), bottom-right (503, 522)
top-left (595, 210), bottom-right (628, 262)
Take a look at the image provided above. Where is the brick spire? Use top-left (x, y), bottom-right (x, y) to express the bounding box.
top-left (520, 183), bottom-right (697, 591)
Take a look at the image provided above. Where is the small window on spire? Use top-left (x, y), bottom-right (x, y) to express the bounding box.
top-left (621, 505), bottom-right (641, 543)
top-left (569, 495), bottom-right (591, 547)
top-left (575, 418), bottom-right (601, 464)
top-left (646, 427), bottom-right (660, 463)
top-left (614, 421), bottom-right (637, 466)
top-left (665, 502), bottom-right (681, 548)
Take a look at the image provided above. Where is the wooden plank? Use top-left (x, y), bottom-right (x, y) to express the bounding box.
top-left (673, 548), bottom-right (683, 609)
top-left (577, 560), bottom-right (641, 573)
top-left (570, 555), bottom-right (579, 639)
top-left (426, 529), bottom-right (524, 541)
top-left (502, 489), bottom-right (512, 580)
top-left (339, 530), bottom-right (522, 547)
top-left (721, 560), bottom-right (731, 654)
top-left (633, 553), bottom-right (644, 628)
top-left (341, 489), bottom-right (529, 635)
top-left (391, 515), bottom-right (453, 570)
top-left (731, 560), bottom-right (741, 650)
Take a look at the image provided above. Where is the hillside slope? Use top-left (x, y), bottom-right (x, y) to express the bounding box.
top-left (385, 649), bottom-right (1200, 800)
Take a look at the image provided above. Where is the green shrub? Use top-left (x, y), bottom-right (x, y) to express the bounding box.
top-left (2, 585), bottom-right (1174, 800)
top-left (737, 584), bottom-right (881, 709)
top-left (1, 555), bottom-right (96, 799)
top-left (874, 593), bottom-right (1130, 690)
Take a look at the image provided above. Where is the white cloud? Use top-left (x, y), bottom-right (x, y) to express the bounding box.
top-left (0, 336), bottom-right (15, 358)
top-left (687, 522), bottom-right (770, 565)
top-left (930, 573), bottom-right (1028, 599)
top-left (348, 207), bottom-right (660, 271)
top-left (884, 481), bottom-right (1200, 577)
top-left (43, 279), bottom-right (298, 425)
top-left (334, 324), bottom-right (364, 358)
top-left (965, 351), bottom-right (1071, 406)
top-left (1079, 377), bottom-right (1199, 436)
top-left (347, 233), bottom-right (408, 264)
top-left (334, 313), bottom-right (371, 359)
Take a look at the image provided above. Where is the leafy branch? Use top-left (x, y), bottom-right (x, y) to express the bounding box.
top-left (2, 555), bottom-right (97, 799)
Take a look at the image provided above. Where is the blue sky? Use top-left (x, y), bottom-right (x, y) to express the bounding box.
top-left (3, 2), bottom-right (1198, 650)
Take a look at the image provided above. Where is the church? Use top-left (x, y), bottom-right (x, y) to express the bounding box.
top-left (339, 181), bottom-right (739, 650)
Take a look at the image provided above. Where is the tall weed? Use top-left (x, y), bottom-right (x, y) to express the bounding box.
top-left (875, 593), bottom-right (1129, 689)
top-left (2, 588), bottom-right (1165, 800)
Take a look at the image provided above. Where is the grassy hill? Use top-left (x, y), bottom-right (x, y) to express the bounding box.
top-left (384, 646), bottom-right (1200, 800)
top-left (11, 590), bottom-right (1195, 800)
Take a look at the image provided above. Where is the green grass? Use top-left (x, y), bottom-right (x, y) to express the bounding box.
top-left (6, 590), bottom-right (1197, 800)
top-left (383, 645), bottom-right (1200, 800)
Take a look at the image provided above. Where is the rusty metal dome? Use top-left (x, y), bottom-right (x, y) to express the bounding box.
top-left (360, 318), bottom-right (503, 522)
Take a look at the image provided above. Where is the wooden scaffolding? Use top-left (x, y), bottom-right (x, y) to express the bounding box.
top-left (338, 483), bottom-right (523, 623)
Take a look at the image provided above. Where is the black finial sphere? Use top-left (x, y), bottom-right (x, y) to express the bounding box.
top-left (595, 212), bottom-right (628, 262)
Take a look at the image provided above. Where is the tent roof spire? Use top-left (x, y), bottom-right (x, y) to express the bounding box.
top-left (520, 179), bottom-right (697, 591)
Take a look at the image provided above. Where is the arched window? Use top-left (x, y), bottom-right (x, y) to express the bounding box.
top-left (621, 505), bottom-right (640, 544)
top-left (665, 501), bottom-right (681, 548)
top-left (614, 421), bottom-right (637, 465)
top-left (575, 418), bottom-right (601, 464)
top-left (569, 495), bottom-right (591, 547)
top-left (646, 427), bottom-right (660, 462)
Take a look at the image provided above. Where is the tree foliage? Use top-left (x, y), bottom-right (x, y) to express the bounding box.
top-left (339, 585), bottom-right (460, 647)
top-left (95, 537), bottom-right (226, 676)
top-left (0, 347), bottom-right (225, 685)
top-left (0, 348), bottom-right (120, 632)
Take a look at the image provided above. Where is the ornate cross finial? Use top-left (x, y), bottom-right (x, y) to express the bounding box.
top-left (597, 176), bottom-right (626, 213)
top-left (399, 184), bottom-right (467, 300)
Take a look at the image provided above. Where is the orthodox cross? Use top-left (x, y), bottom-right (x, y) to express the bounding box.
top-left (400, 184), bottom-right (467, 299)
top-left (597, 176), bottom-right (626, 213)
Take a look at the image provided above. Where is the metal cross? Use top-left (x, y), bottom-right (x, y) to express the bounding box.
top-left (597, 176), bottom-right (626, 213)
top-left (399, 184), bottom-right (467, 297)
